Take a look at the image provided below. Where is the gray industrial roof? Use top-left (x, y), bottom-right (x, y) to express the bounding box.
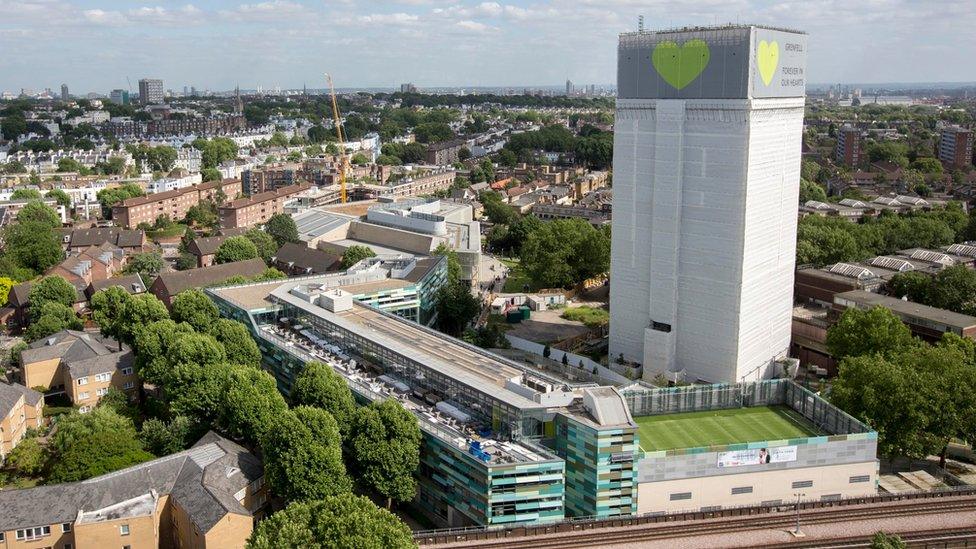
top-left (293, 209), bottom-right (354, 239)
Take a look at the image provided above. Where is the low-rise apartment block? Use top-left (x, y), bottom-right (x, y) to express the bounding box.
top-left (0, 432), bottom-right (267, 549)
top-left (112, 179), bottom-right (242, 229)
top-left (218, 183), bottom-right (309, 229)
top-left (378, 169), bottom-right (455, 199)
top-left (16, 330), bottom-right (138, 412)
top-left (0, 382), bottom-right (44, 460)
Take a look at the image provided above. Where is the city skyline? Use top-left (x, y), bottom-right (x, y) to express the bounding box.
top-left (2, 0), bottom-right (974, 93)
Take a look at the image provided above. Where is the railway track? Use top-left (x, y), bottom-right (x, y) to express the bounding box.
top-left (763, 527), bottom-right (976, 548)
top-left (421, 495), bottom-right (976, 548)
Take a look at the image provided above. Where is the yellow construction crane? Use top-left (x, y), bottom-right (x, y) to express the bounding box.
top-left (325, 73), bottom-right (348, 203)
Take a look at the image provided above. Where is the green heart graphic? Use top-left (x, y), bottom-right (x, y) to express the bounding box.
top-left (652, 39), bottom-right (710, 90)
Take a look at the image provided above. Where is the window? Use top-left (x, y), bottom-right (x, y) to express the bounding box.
top-left (123, 381), bottom-right (135, 390)
top-left (96, 388), bottom-right (109, 397)
top-left (77, 377), bottom-right (88, 385)
top-left (65, 545), bottom-right (72, 549)
top-left (120, 524), bottom-right (130, 536)
top-left (121, 367), bottom-right (133, 376)
top-left (792, 480), bottom-right (813, 489)
top-left (0, 532), bottom-right (4, 542)
top-left (731, 486), bottom-right (753, 495)
top-left (78, 392), bottom-right (90, 400)
top-left (651, 321), bottom-right (672, 333)
top-left (62, 522), bottom-right (72, 532)
top-left (669, 492), bottom-right (692, 501)
top-left (95, 373), bottom-right (111, 383)
top-left (16, 526), bottom-right (51, 541)
top-left (849, 475), bottom-right (871, 484)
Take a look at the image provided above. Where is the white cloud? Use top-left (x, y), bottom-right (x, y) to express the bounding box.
top-left (456, 19), bottom-right (496, 33)
top-left (82, 9), bottom-right (127, 26)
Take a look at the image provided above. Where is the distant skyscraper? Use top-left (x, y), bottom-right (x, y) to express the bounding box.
top-left (610, 25), bottom-right (808, 384)
top-left (183, 85), bottom-right (189, 97)
top-left (565, 79), bottom-right (574, 96)
top-left (138, 78), bottom-right (164, 105)
top-left (109, 89), bottom-right (129, 105)
top-left (400, 83), bottom-right (417, 93)
top-left (60, 83), bottom-right (69, 101)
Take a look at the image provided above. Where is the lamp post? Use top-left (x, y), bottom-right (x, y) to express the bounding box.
top-left (792, 492), bottom-right (806, 537)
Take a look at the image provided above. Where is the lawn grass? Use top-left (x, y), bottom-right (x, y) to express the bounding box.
top-left (635, 405), bottom-right (822, 452)
top-left (500, 258), bottom-right (539, 293)
top-left (147, 223), bottom-right (188, 240)
top-left (561, 306), bottom-right (609, 327)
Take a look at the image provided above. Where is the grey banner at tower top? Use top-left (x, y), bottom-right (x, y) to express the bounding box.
top-left (617, 25), bottom-right (806, 100)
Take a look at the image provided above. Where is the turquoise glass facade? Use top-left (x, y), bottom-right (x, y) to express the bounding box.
top-left (553, 414), bottom-right (639, 518)
top-left (419, 435), bottom-right (565, 527)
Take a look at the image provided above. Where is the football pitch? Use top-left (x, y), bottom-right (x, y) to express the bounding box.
top-left (635, 405), bottom-right (823, 452)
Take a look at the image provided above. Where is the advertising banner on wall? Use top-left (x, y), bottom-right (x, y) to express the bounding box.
top-left (716, 445), bottom-right (797, 467)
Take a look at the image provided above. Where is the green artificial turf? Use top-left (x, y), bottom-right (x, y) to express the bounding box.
top-left (635, 405), bottom-right (822, 452)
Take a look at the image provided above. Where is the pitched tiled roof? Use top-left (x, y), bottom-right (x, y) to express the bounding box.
top-left (151, 258), bottom-right (267, 298)
top-left (68, 228), bottom-right (145, 249)
top-left (0, 432), bottom-right (262, 533)
top-left (188, 236), bottom-right (227, 257)
top-left (0, 382), bottom-right (41, 418)
top-left (272, 242), bottom-right (339, 274)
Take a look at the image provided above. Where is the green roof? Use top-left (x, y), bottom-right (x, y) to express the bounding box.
top-left (635, 406), bottom-right (822, 452)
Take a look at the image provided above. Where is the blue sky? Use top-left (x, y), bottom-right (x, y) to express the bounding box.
top-left (0, 0), bottom-right (972, 94)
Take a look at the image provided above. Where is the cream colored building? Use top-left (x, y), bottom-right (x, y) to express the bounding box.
top-left (0, 432), bottom-right (266, 549)
top-left (0, 383), bottom-right (44, 460)
top-left (16, 330), bottom-right (139, 412)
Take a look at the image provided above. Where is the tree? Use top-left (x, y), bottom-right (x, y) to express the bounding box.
top-left (930, 265), bottom-right (976, 315)
top-left (215, 236), bottom-right (259, 264)
top-left (222, 366), bottom-right (288, 445)
top-left (4, 220), bottom-right (63, 275)
top-left (870, 532), bottom-right (906, 549)
top-left (0, 276), bottom-right (14, 307)
top-left (432, 243), bottom-right (461, 284)
top-left (114, 293), bottom-right (170, 346)
top-left (28, 276), bottom-right (77, 318)
top-left (307, 125), bottom-right (329, 144)
top-left (1, 114), bottom-right (27, 140)
top-left (265, 213), bottom-right (300, 247)
top-left (124, 252), bottom-right (163, 280)
top-left (56, 157), bottom-right (85, 174)
top-left (349, 399), bottom-right (422, 509)
top-left (201, 168), bottom-right (221, 182)
top-left (17, 200), bottom-right (60, 227)
top-left (96, 183), bottom-right (144, 219)
top-left (261, 408), bottom-right (351, 502)
top-left (339, 245), bottom-right (376, 270)
top-left (520, 219), bottom-right (610, 288)
top-left (46, 188), bottom-right (71, 207)
top-left (245, 228), bottom-right (277, 264)
top-left (209, 319), bottom-right (262, 368)
top-left (799, 179), bottom-right (828, 203)
top-left (435, 281), bottom-right (480, 337)
top-left (192, 137), bottom-right (239, 169)
top-left (6, 437), bottom-right (45, 476)
top-left (170, 289), bottom-right (219, 332)
top-left (458, 147), bottom-right (472, 161)
top-left (291, 361), bottom-right (357, 440)
top-left (140, 416), bottom-right (192, 456)
top-left (26, 302), bottom-right (83, 341)
top-left (246, 494), bottom-right (415, 549)
top-left (10, 188), bottom-right (42, 201)
top-left (48, 407), bottom-right (154, 482)
top-left (351, 153), bottom-right (369, 165)
top-left (825, 306), bottom-right (917, 360)
top-left (888, 271), bottom-right (932, 304)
